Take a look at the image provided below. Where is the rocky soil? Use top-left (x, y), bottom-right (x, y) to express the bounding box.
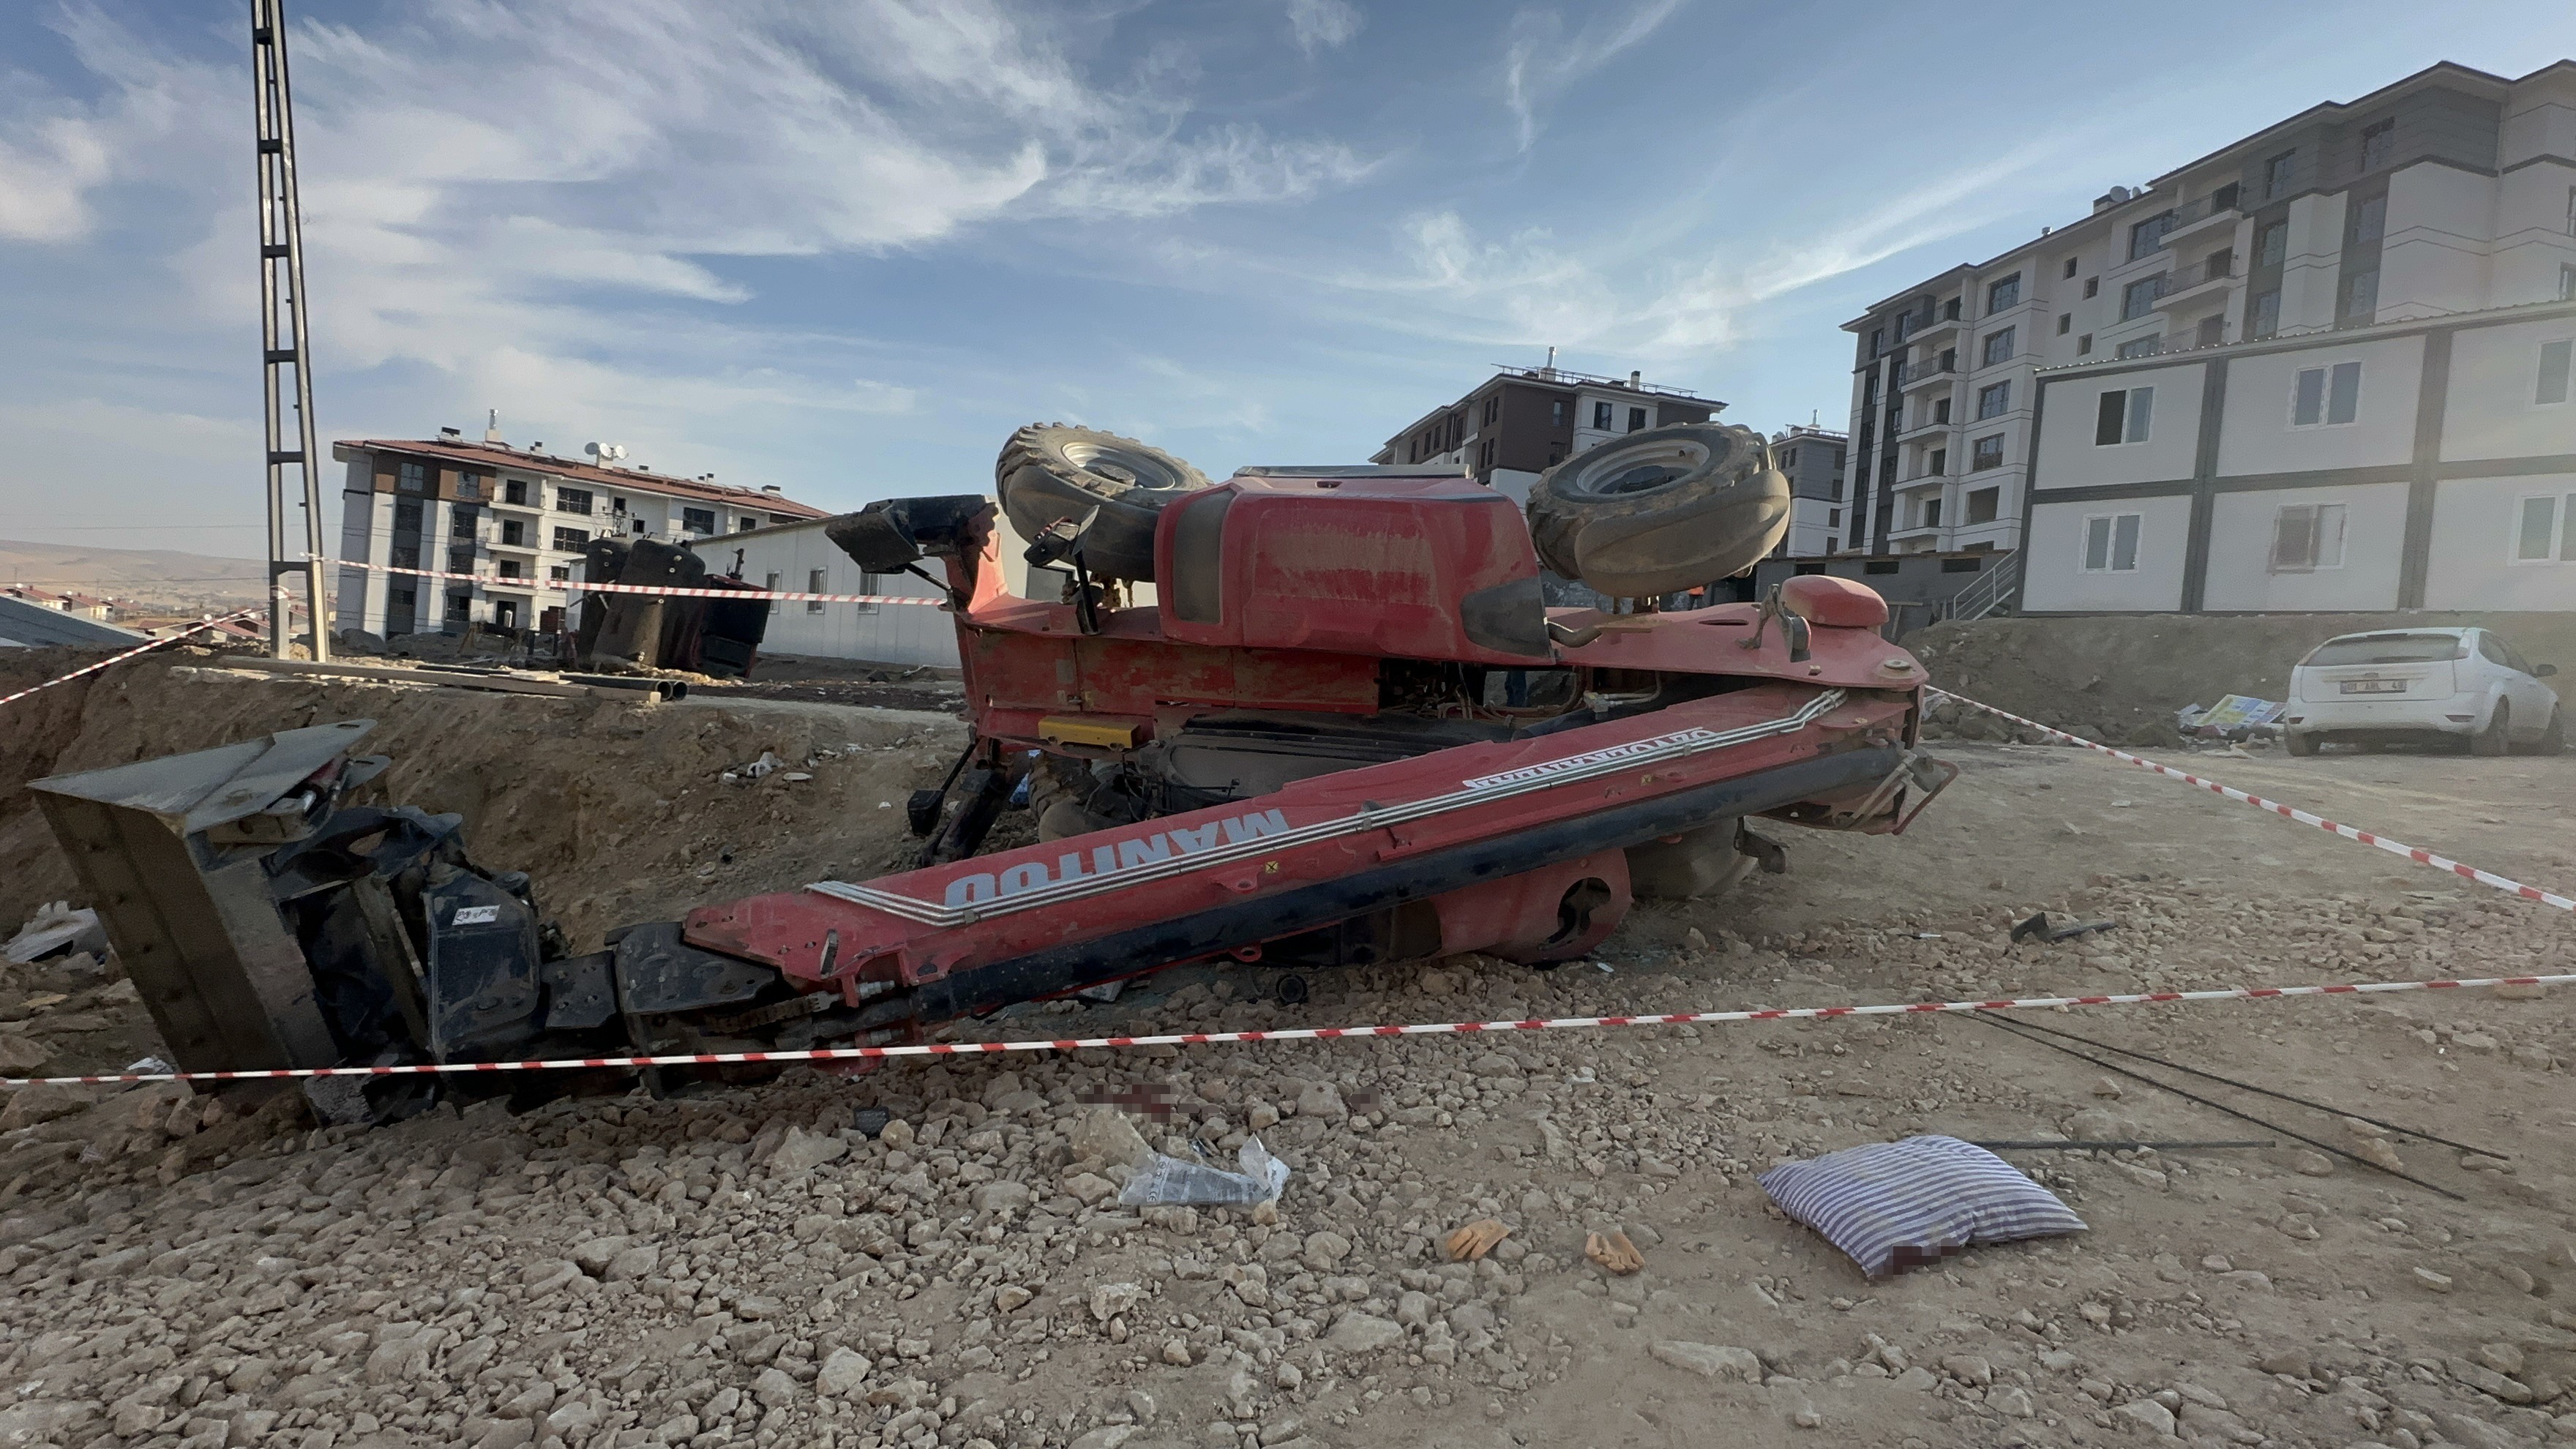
top-left (1, 653), bottom-right (2573, 1449)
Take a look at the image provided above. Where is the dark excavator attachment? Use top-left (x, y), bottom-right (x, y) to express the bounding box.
top-left (29, 723), bottom-right (801, 1120)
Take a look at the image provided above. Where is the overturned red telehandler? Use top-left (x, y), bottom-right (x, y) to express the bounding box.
top-left (34, 423), bottom-right (1949, 1109)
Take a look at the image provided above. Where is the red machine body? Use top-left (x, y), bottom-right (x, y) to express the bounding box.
top-left (667, 475), bottom-right (1948, 1044)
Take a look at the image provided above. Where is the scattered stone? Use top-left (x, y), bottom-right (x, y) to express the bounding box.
top-left (2110, 1399), bottom-right (2177, 1437)
top-left (2293, 1150), bottom-right (2335, 1176)
top-left (1323, 1313), bottom-right (1404, 1354)
top-left (769, 1125), bottom-right (849, 1174)
top-left (1071, 1107), bottom-right (1150, 1167)
top-left (817, 1347), bottom-right (872, 1397)
top-left (1091, 1282), bottom-right (1147, 1323)
top-left (1650, 1342), bottom-right (1762, 1382)
top-left (2414, 1267), bottom-right (2455, 1293)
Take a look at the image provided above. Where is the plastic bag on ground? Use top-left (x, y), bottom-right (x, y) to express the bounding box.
top-left (7, 902), bottom-right (105, 965)
top-left (1119, 1136), bottom-right (1289, 1207)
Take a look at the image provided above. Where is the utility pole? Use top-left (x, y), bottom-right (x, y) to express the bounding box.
top-left (252, 0), bottom-right (330, 661)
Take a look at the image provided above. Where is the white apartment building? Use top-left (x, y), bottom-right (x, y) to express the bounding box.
top-left (331, 429), bottom-right (828, 638)
top-left (1769, 424), bottom-right (1850, 556)
top-left (1843, 59), bottom-right (2576, 588)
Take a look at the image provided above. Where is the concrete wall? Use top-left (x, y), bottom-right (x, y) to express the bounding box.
top-left (2023, 493), bottom-right (2194, 613)
top-left (2201, 481), bottom-right (2409, 612)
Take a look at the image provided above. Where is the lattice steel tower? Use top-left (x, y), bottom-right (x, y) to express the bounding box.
top-left (252, 0), bottom-right (330, 661)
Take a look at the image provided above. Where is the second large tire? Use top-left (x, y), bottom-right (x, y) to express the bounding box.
top-left (996, 424), bottom-right (1210, 583)
top-left (1525, 422), bottom-right (1791, 598)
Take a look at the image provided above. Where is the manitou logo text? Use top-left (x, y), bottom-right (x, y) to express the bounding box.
top-left (943, 808), bottom-right (1294, 907)
top-left (1461, 727), bottom-right (1721, 790)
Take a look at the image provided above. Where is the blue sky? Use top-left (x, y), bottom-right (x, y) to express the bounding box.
top-left (4, 0), bottom-right (2574, 562)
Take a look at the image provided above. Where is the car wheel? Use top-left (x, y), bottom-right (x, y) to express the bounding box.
top-left (2471, 701), bottom-right (2511, 757)
top-left (2285, 730), bottom-right (2318, 757)
top-left (2520, 705), bottom-right (2564, 757)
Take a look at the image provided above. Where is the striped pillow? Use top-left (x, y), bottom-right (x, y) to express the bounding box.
top-left (1759, 1136), bottom-right (2087, 1277)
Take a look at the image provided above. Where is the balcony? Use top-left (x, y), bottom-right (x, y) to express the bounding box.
top-left (1899, 354), bottom-right (1958, 394)
top-left (2162, 187), bottom-right (2242, 246)
top-left (1905, 308), bottom-right (1966, 349)
top-left (2154, 252), bottom-right (2237, 312)
top-left (1893, 468), bottom-right (1950, 493)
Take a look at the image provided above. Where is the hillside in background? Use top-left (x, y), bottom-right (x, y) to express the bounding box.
top-left (0, 538), bottom-right (269, 613)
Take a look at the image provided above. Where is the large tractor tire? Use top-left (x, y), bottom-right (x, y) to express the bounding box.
top-left (996, 424), bottom-right (1210, 583)
top-left (1526, 422), bottom-right (1790, 599)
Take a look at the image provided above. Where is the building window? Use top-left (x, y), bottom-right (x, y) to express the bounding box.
top-left (682, 506), bottom-right (716, 534)
top-left (1551, 399), bottom-right (1568, 427)
top-left (2094, 386), bottom-right (2154, 446)
top-left (2539, 340), bottom-right (2575, 406)
top-left (2339, 269), bottom-right (2378, 324)
top-left (1975, 381), bottom-right (2010, 419)
top-left (1922, 497), bottom-right (1943, 528)
top-left (454, 471), bottom-right (483, 501)
top-left (1592, 401), bottom-right (1613, 430)
top-left (548, 566), bottom-right (569, 583)
top-left (2128, 211), bottom-right (2175, 261)
top-left (2116, 336), bottom-right (2163, 359)
top-left (759, 572), bottom-right (782, 616)
top-left (556, 487), bottom-right (592, 515)
top-left (807, 568), bottom-right (828, 615)
top-left (1980, 328), bottom-right (2015, 367)
top-left (1932, 398), bottom-right (1952, 424)
top-left (1626, 406), bottom-right (1647, 432)
top-left (1781, 446), bottom-right (1800, 470)
top-left (2515, 494), bottom-right (2576, 561)
top-left (2270, 502), bottom-right (2347, 572)
top-left (500, 519), bottom-right (525, 547)
top-left (2082, 513), bottom-right (2142, 572)
top-left (2264, 149), bottom-right (2296, 199)
top-left (2561, 264), bottom-right (2576, 301)
top-left (2250, 289), bottom-right (2281, 339)
top-left (1926, 448), bottom-right (1947, 476)
top-left (1482, 395), bottom-right (1498, 426)
top-left (2358, 119), bottom-right (2394, 173)
top-left (738, 517), bottom-right (757, 531)
top-left (2083, 277), bottom-right (2099, 299)
top-left (498, 560), bottom-right (523, 580)
top-left (2195, 315), bottom-right (2225, 348)
top-left (398, 461), bottom-right (427, 493)
top-left (443, 593), bottom-right (471, 624)
top-left (1480, 438), bottom-right (1496, 469)
top-left (504, 477), bottom-right (528, 505)
top-left (1864, 560), bottom-right (1900, 575)
top-left (2076, 334), bottom-right (2093, 355)
top-left (1966, 486), bottom-right (2000, 524)
top-left (2291, 361), bottom-right (2362, 427)
top-left (2057, 313), bottom-right (2072, 335)
top-left (1827, 508), bottom-right (1841, 527)
top-left (1970, 434), bottom-right (2006, 471)
top-left (2062, 256), bottom-right (2079, 280)
top-left (2348, 194), bottom-right (2386, 245)
top-left (2257, 220), bottom-right (2286, 267)
top-left (1987, 274), bottom-right (2021, 314)
top-left (1869, 326), bottom-right (1884, 356)
top-left (1942, 555), bottom-right (1982, 573)
top-left (2120, 276), bottom-right (2162, 321)
top-left (552, 526), bottom-right (587, 552)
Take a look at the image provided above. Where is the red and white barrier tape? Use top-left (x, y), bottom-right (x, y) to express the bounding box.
top-left (8, 970), bottom-right (2566, 1087)
top-left (327, 558), bottom-right (943, 607)
top-left (1929, 689), bottom-right (2576, 913)
top-left (0, 607), bottom-right (269, 713)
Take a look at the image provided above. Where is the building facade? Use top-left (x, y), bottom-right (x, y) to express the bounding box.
top-left (1769, 424), bottom-right (1850, 556)
top-left (331, 430), bottom-right (828, 638)
top-left (1844, 60), bottom-right (2576, 568)
top-left (1368, 366), bottom-right (1724, 503)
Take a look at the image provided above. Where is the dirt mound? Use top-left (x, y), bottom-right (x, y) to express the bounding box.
top-left (1911, 611), bottom-right (2576, 746)
top-left (0, 656), bottom-right (965, 962)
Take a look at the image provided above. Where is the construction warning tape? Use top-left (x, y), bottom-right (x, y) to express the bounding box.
top-left (0, 607), bottom-right (269, 713)
top-left (324, 558), bottom-right (943, 607)
top-left (1930, 689), bottom-right (2576, 913)
top-left (7, 970), bottom-right (2566, 1087)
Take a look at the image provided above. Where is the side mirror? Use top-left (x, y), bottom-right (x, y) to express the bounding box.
top-left (2536, 663), bottom-right (2558, 678)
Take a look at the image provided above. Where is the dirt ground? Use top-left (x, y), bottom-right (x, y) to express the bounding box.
top-left (1909, 612), bottom-right (2576, 748)
top-left (2, 644), bottom-right (2574, 1449)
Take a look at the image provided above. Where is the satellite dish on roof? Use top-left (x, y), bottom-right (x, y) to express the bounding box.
top-left (584, 442), bottom-right (626, 465)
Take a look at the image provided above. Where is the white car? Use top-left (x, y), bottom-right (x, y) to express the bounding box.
top-left (2283, 627), bottom-right (2561, 757)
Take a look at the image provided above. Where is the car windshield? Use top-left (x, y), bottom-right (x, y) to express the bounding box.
top-left (2303, 634), bottom-right (2464, 666)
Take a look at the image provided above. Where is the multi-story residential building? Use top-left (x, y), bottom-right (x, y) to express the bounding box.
top-left (1368, 364), bottom-right (1724, 503)
top-left (1769, 424), bottom-right (1849, 556)
top-left (1843, 59), bottom-right (2576, 577)
top-left (331, 427), bottom-right (828, 638)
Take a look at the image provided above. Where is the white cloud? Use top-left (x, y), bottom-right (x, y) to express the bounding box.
top-left (1500, 0), bottom-right (1685, 151)
top-left (1287, 0), bottom-right (1364, 55)
top-left (0, 115), bottom-right (108, 242)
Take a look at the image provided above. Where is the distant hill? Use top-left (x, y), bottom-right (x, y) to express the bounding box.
top-left (0, 539), bottom-right (269, 611)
